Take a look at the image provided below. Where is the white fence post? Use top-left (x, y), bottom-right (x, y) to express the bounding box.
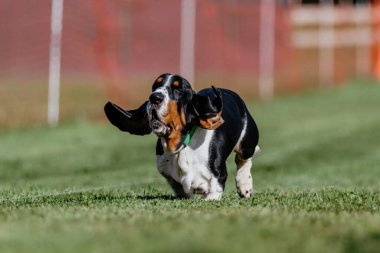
top-left (291, 4), bottom-right (373, 86)
top-left (354, 6), bottom-right (371, 77)
top-left (48, 0), bottom-right (64, 126)
top-left (258, 0), bottom-right (275, 99)
top-left (180, 0), bottom-right (196, 86)
top-left (319, 3), bottom-right (334, 86)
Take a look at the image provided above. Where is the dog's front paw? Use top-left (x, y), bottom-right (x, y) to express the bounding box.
top-left (203, 192), bottom-right (222, 201)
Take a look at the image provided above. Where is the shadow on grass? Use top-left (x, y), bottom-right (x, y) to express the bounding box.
top-left (136, 194), bottom-right (179, 201)
top-left (0, 191), bottom-right (182, 207)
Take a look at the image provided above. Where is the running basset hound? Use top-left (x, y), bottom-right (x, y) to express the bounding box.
top-left (104, 73), bottom-right (260, 200)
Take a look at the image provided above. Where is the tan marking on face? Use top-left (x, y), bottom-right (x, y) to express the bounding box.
top-left (180, 106), bottom-right (186, 126)
top-left (198, 112), bottom-right (224, 130)
top-left (162, 100), bottom-right (186, 152)
top-left (173, 80), bottom-right (180, 87)
top-left (156, 77), bottom-right (164, 83)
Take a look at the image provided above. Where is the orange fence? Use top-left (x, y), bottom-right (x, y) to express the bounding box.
top-left (0, 0), bottom-right (378, 128)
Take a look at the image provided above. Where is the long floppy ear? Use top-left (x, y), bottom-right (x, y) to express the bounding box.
top-left (104, 101), bottom-right (152, 135)
top-left (192, 86), bottom-right (224, 130)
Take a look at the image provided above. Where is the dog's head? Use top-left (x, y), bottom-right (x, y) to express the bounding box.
top-left (104, 73), bottom-right (224, 153)
top-left (147, 73), bottom-right (193, 138)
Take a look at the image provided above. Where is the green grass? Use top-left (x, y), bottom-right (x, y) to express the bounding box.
top-left (1, 82), bottom-right (380, 253)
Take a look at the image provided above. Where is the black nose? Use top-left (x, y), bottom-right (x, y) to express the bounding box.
top-left (149, 92), bottom-right (165, 105)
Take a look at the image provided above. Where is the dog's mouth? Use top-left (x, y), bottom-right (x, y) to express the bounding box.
top-left (150, 109), bottom-right (170, 137)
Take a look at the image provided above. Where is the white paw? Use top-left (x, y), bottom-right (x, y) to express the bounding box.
top-left (204, 192), bottom-right (222, 201)
top-left (236, 173), bottom-right (253, 198)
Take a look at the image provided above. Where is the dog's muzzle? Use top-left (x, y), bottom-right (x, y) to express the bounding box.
top-left (149, 109), bottom-right (170, 137)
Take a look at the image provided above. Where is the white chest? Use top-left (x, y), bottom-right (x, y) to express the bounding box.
top-left (157, 128), bottom-right (216, 195)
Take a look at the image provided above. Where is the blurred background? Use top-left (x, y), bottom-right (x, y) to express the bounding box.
top-left (0, 0), bottom-right (379, 129)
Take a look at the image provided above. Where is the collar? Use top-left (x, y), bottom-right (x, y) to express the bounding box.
top-left (171, 125), bottom-right (198, 154)
top-left (183, 125), bottom-right (198, 146)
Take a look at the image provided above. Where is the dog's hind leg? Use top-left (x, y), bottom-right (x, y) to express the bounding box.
top-left (235, 154), bottom-right (253, 198)
top-left (234, 112), bottom-right (259, 198)
top-left (235, 144), bottom-right (260, 198)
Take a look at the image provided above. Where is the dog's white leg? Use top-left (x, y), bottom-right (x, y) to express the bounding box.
top-left (235, 155), bottom-right (253, 198)
top-left (165, 177), bottom-right (191, 199)
top-left (204, 177), bottom-right (223, 201)
top-left (181, 177), bottom-right (194, 198)
top-left (157, 153), bottom-right (192, 198)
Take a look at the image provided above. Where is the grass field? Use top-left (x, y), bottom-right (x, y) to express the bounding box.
top-left (0, 82), bottom-right (380, 253)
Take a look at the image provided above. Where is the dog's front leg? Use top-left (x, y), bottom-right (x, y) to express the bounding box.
top-left (164, 176), bottom-right (191, 199)
top-left (203, 177), bottom-right (223, 200)
top-left (180, 176), bottom-right (194, 198)
top-left (156, 141), bottom-right (192, 199)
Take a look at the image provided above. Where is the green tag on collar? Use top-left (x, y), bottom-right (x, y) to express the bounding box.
top-left (183, 126), bottom-right (197, 146)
